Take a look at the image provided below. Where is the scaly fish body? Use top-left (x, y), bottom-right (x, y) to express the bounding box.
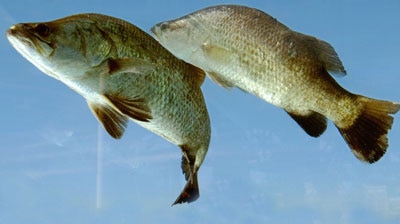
top-left (7, 13), bottom-right (210, 205)
top-left (152, 5), bottom-right (399, 163)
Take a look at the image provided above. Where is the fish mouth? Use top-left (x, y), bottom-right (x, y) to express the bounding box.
top-left (6, 24), bottom-right (54, 57)
top-left (6, 24), bottom-right (59, 79)
top-left (6, 25), bottom-right (34, 48)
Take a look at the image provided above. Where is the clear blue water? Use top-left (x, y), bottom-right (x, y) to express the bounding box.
top-left (1, 1), bottom-right (400, 223)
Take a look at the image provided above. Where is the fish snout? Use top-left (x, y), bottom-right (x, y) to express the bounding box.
top-left (6, 23), bottom-right (36, 43)
top-left (150, 22), bottom-right (168, 38)
top-left (6, 24), bottom-right (32, 47)
top-left (6, 24), bottom-right (25, 38)
top-left (152, 20), bottom-right (186, 36)
top-left (150, 24), bottom-right (158, 36)
top-left (6, 25), bottom-right (17, 36)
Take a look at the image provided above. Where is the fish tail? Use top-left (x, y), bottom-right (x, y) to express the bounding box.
top-left (172, 172), bottom-right (199, 206)
top-left (172, 146), bottom-right (200, 206)
top-left (337, 96), bottom-right (400, 163)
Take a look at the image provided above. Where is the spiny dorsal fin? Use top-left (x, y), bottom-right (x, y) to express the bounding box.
top-left (105, 94), bottom-right (152, 122)
top-left (286, 110), bottom-right (327, 137)
top-left (302, 34), bottom-right (347, 76)
top-left (88, 101), bottom-right (128, 139)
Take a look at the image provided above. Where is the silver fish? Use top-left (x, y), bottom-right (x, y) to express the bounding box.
top-left (6, 13), bottom-right (211, 205)
top-left (151, 5), bottom-right (399, 163)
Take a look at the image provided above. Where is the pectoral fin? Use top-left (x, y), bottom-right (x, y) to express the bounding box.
top-left (95, 58), bottom-right (155, 76)
top-left (286, 110), bottom-right (327, 137)
top-left (105, 94), bottom-right (152, 122)
top-left (201, 42), bottom-right (232, 65)
top-left (88, 101), bottom-right (128, 139)
top-left (201, 43), bottom-right (236, 89)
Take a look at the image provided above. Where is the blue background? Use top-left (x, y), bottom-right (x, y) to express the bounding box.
top-left (1, 0), bottom-right (399, 223)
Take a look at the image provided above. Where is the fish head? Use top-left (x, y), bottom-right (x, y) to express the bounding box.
top-left (6, 22), bottom-right (61, 79)
top-left (151, 18), bottom-right (211, 68)
top-left (6, 15), bottom-right (114, 81)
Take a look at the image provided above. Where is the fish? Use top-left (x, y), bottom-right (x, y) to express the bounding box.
top-left (6, 13), bottom-right (211, 205)
top-left (151, 5), bottom-right (400, 163)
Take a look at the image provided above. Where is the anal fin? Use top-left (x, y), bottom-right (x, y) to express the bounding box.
top-left (88, 101), bottom-right (128, 139)
top-left (286, 110), bottom-right (327, 137)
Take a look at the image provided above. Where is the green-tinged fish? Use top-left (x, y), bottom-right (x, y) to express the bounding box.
top-left (6, 13), bottom-right (210, 205)
top-left (152, 5), bottom-right (400, 163)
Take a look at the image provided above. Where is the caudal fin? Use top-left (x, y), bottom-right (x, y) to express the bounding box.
top-left (337, 96), bottom-right (400, 163)
top-left (172, 172), bottom-right (199, 205)
top-left (172, 146), bottom-right (200, 205)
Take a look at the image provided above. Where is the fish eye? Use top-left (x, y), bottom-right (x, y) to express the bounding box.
top-left (159, 23), bottom-right (168, 31)
top-left (34, 23), bottom-right (50, 36)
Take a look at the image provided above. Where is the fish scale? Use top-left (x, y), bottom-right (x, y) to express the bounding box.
top-left (151, 4), bottom-right (399, 163)
top-left (6, 13), bottom-right (210, 205)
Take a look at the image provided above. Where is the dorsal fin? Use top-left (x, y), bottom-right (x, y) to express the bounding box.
top-left (104, 94), bottom-right (152, 122)
top-left (302, 34), bottom-right (347, 76)
top-left (87, 101), bottom-right (128, 139)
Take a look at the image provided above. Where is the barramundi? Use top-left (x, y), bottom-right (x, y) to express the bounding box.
top-left (7, 13), bottom-right (210, 205)
top-left (151, 5), bottom-right (399, 163)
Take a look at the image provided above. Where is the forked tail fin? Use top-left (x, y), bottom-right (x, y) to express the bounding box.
top-left (337, 96), bottom-right (400, 163)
